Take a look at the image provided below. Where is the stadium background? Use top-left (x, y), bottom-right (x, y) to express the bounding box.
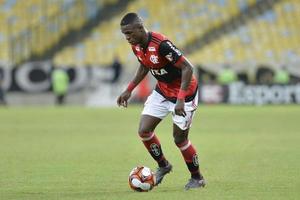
top-left (0, 0), bottom-right (299, 105)
top-left (0, 1), bottom-right (300, 200)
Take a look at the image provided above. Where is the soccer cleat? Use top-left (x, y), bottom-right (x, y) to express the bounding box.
top-left (154, 163), bottom-right (173, 185)
top-left (184, 178), bottom-right (206, 190)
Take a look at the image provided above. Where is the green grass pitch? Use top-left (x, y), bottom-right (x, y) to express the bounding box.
top-left (0, 105), bottom-right (299, 200)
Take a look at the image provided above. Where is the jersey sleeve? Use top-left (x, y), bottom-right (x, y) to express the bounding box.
top-left (158, 40), bottom-right (183, 65)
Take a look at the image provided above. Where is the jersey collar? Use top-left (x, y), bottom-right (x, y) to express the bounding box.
top-left (141, 32), bottom-right (152, 52)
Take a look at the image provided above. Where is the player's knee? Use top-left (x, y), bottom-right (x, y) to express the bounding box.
top-left (173, 134), bottom-right (186, 144)
top-left (138, 131), bottom-right (153, 142)
top-left (138, 127), bottom-right (152, 137)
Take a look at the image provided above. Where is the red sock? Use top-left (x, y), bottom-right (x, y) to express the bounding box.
top-left (176, 140), bottom-right (201, 179)
top-left (140, 132), bottom-right (168, 167)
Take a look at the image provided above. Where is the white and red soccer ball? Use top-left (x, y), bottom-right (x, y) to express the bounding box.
top-left (128, 166), bottom-right (156, 192)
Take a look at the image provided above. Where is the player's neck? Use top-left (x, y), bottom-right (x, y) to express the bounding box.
top-left (140, 30), bottom-right (150, 49)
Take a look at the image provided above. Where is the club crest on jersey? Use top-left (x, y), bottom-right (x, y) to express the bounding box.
top-left (148, 46), bottom-right (156, 51)
top-left (150, 68), bottom-right (168, 76)
top-left (150, 55), bottom-right (159, 64)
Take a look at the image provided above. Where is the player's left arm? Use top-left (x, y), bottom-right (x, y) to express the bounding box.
top-left (174, 57), bottom-right (194, 116)
top-left (174, 57), bottom-right (193, 91)
top-left (159, 40), bottom-right (194, 117)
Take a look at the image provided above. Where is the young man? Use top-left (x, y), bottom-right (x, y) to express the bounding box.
top-left (117, 13), bottom-right (206, 190)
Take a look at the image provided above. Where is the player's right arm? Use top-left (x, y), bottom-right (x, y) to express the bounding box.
top-left (117, 64), bottom-right (149, 107)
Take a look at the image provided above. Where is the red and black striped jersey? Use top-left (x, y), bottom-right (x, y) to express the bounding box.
top-left (131, 32), bottom-right (198, 102)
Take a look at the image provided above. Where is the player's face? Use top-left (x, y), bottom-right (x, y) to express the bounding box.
top-left (121, 24), bottom-right (143, 45)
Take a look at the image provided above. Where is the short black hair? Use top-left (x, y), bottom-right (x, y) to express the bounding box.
top-left (120, 12), bottom-right (142, 26)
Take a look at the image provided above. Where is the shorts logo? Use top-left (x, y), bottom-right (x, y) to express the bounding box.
top-left (150, 143), bottom-right (161, 156)
top-left (192, 154), bottom-right (199, 166)
top-left (150, 55), bottom-right (159, 64)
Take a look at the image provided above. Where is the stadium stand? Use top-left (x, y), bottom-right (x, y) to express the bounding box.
top-left (1, 0), bottom-right (299, 82)
top-left (53, 0), bottom-right (254, 67)
top-left (190, 1), bottom-right (299, 83)
top-left (0, 0), bottom-right (117, 64)
top-left (189, 0), bottom-right (300, 66)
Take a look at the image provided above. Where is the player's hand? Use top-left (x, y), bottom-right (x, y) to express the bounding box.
top-left (117, 90), bottom-right (131, 108)
top-left (174, 99), bottom-right (186, 117)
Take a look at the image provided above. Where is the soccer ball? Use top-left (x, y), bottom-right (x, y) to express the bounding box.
top-left (128, 166), bottom-right (156, 192)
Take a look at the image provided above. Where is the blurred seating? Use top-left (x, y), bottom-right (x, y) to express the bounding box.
top-left (0, 0), bottom-right (116, 64)
top-left (189, 0), bottom-right (300, 67)
top-left (1, 0), bottom-right (299, 72)
top-left (53, 0), bottom-right (250, 67)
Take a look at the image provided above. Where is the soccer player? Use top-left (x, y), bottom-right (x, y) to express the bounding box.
top-left (117, 13), bottom-right (206, 190)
